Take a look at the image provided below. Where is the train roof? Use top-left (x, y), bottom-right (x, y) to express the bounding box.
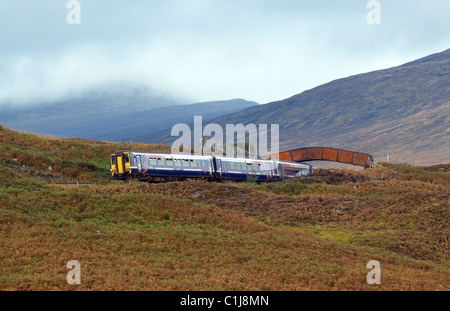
top-left (277, 160), bottom-right (312, 168)
top-left (115, 150), bottom-right (214, 160)
top-left (214, 156), bottom-right (275, 163)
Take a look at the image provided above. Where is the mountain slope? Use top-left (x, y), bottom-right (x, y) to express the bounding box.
top-left (222, 49), bottom-right (450, 165)
top-left (146, 49), bottom-right (449, 165)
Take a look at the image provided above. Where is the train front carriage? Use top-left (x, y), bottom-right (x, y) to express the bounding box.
top-left (111, 150), bottom-right (215, 182)
top-left (110, 151), bottom-right (132, 179)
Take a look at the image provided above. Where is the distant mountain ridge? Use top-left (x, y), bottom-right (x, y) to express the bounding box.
top-left (0, 94), bottom-right (258, 142)
top-left (0, 90), bottom-right (182, 139)
top-left (127, 99), bottom-right (258, 143)
top-left (145, 49), bottom-right (449, 165)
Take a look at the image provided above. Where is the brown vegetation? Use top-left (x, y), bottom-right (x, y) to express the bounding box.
top-left (0, 126), bottom-right (448, 290)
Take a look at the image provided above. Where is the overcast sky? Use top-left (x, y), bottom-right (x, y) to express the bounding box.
top-left (0, 0), bottom-right (449, 106)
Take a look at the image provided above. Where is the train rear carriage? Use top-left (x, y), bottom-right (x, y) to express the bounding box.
top-left (277, 161), bottom-right (313, 179)
top-left (214, 157), bottom-right (277, 182)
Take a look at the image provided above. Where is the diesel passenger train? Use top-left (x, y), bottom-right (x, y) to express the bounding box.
top-left (110, 150), bottom-right (313, 183)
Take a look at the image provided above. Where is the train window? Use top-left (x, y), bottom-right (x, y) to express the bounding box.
top-left (234, 162), bottom-right (241, 171)
top-left (135, 156), bottom-right (141, 169)
top-left (237, 163), bottom-right (244, 171)
top-left (149, 158), bottom-right (158, 166)
top-left (224, 161), bottom-right (229, 170)
top-left (110, 156), bottom-right (116, 165)
top-left (285, 167), bottom-right (300, 174)
top-left (239, 162), bottom-right (244, 170)
top-left (124, 154), bottom-right (130, 163)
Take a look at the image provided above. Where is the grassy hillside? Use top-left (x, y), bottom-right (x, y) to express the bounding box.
top-left (0, 126), bottom-right (448, 290)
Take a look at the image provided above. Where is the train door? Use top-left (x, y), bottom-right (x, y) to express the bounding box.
top-left (212, 158), bottom-right (222, 178)
top-left (173, 158), bottom-right (181, 171)
top-left (278, 163), bottom-right (285, 181)
top-left (136, 155), bottom-right (142, 173)
top-left (116, 155), bottom-right (124, 174)
top-left (110, 154), bottom-right (117, 175)
top-left (263, 162), bottom-right (272, 181)
top-left (123, 153), bottom-right (131, 173)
